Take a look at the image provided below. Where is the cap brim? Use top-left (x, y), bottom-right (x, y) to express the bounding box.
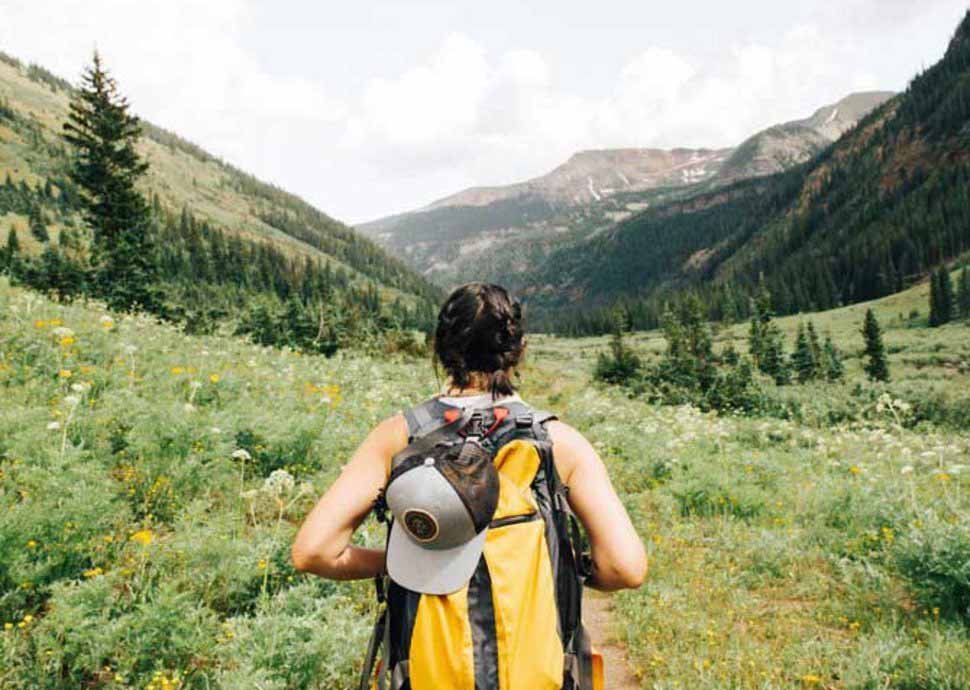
top-left (387, 521), bottom-right (487, 595)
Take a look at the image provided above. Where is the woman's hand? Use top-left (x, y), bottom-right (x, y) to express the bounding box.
top-left (291, 414), bottom-right (408, 580)
top-left (546, 420), bottom-right (647, 591)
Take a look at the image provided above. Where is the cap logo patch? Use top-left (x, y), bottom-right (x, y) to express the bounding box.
top-left (403, 509), bottom-right (439, 542)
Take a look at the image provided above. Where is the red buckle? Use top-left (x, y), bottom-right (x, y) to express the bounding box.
top-left (484, 407), bottom-right (509, 436)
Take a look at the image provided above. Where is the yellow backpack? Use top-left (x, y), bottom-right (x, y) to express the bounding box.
top-left (359, 398), bottom-right (600, 690)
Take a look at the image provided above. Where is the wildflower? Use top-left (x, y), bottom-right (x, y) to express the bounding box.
top-left (257, 559), bottom-right (268, 570)
top-left (183, 403), bottom-right (196, 413)
top-left (800, 675), bottom-right (822, 685)
top-left (231, 449), bottom-right (252, 461)
top-left (47, 421), bottom-right (61, 431)
top-left (3, 622), bottom-right (11, 631)
top-left (99, 315), bottom-right (114, 330)
top-left (64, 395), bottom-right (80, 407)
top-left (130, 529), bottom-right (154, 546)
top-left (59, 336), bottom-right (76, 347)
top-left (264, 469), bottom-right (295, 496)
top-left (122, 344), bottom-right (137, 355)
top-left (849, 465), bottom-right (862, 475)
top-left (900, 465), bottom-right (914, 475)
top-left (34, 320), bottom-right (47, 329)
top-left (58, 369), bottom-right (73, 379)
top-left (209, 374), bottom-right (220, 383)
top-left (83, 567), bottom-right (103, 578)
top-left (26, 540), bottom-right (37, 549)
top-left (171, 366), bottom-right (184, 375)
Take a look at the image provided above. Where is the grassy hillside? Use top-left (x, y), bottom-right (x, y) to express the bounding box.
top-left (2, 269), bottom-right (969, 688)
top-left (526, 11), bottom-right (970, 334)
top-left (0, 52), bottom-right (440, 312)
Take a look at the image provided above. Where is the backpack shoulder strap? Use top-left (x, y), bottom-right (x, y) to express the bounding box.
top-left (401, 397), bottom-right (453, 442)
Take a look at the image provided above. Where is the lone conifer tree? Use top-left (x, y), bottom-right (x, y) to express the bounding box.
top-left (63, 51), bottom-right (157, 311)
top-left (791, 322), bottom-right (818, 383)
top-left (2, 227), bottom-right (20, 273)
top-left (939, 266), bottom-right (955, 325)
top-left (930, 266), bottom-right (955, 327)
top-left (822, 335), bottom-right (844, 382)
top-left (861, 308), bottom-right (890, 382)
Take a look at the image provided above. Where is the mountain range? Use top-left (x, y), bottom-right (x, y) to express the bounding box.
top-left (358, 91), bottom-right (893, 288)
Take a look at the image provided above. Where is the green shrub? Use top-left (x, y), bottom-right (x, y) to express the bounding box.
top-left (894, 517), bottom-right (970, 622)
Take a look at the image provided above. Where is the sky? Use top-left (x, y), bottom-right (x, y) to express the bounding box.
top-left (0, 1), bottom-right (967, 224)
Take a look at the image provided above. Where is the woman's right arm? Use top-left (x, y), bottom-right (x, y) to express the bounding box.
top-left (546, 420), bottom-right (647, 591)
top-left (290, 414), bottom-right (408, 580)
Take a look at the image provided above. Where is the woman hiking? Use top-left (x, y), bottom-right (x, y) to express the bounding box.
top-left (292, 282), bottom-right (646, 690)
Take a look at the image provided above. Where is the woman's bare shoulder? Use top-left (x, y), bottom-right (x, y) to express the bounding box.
top-left (543, 419), bottom-right (597, 483)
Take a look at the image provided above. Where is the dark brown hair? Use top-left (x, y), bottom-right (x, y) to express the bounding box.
top-left (433, 282), bottom-right (526, 399)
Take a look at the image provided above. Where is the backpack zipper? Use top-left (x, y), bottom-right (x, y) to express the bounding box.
top-left (488, 512), bottom-right (539, 528)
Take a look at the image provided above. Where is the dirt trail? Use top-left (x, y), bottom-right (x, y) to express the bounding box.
top-left (584, 590), bottom-right (641, 690)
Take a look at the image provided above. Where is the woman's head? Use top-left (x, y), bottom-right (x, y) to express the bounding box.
top-left (433, 282), bottom-right (526, 398)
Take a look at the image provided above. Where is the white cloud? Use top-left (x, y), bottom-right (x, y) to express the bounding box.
top-left (0, 0), bottom-right (345, 190)
top-left (0, 1), bottom-right (960, 223)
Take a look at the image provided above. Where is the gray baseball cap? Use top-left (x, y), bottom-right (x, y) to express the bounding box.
top-left (385, 434), bottom-right (500, 595)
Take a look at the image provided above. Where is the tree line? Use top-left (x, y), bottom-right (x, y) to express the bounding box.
top-left (0, 52), bottom-right (437, 352)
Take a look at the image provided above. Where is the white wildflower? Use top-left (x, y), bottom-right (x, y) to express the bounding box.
top-left (63, 395), bottom-right (80, 407)
top-left (231, 449), bottom-right (252, 461)
top-left (122, 344), bottom-right (137, 355)
top-left (900, 465), bottom-right (914, 475)
top-left (264, 469), bottom-right (295, 496)
top-left (51, 326), bottom-right (75, 339)
top-left (47, 421), bottom-right (61, 431)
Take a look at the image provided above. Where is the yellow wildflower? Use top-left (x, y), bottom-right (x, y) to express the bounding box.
top-left (170, 366), bottom-right (184, 375)
top-left (83, 567), bottom-right (103, 578)
top-left (130, 529), bottom-right (154, 546)
top-left (34, 320), bottom-right (47, 329)
top-left (257, 559), bottom-right (268, 570)
top-left (59, 336), bottom-right (75, 347)
top-left (209, 374), bottom-right (220, 383)
top-left (26, 540), bottom-right (37, 549)
top-left (849, 465), bottom-right (862, 475)
top-left (800, 675), bottom-right (822, 685)
top-left (58, 369), bottom-right (73, 379)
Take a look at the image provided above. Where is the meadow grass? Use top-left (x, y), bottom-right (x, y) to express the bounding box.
top-left (2, 277), bottom-right (969, 689)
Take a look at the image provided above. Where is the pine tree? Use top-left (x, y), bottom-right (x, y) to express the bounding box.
top-left (63, 51), bottom-right (157, 312)
top-left (958, 266), bottom-right (970, 318)
top-left (761, 322), bottom-right (790, 385)
top-left (28, 206), bottom-right (49, 243)
top-left (862, 309), bottom-right (890, 382)
top-left (791, 322), bottom-right (818, 383)
top-left (2, 227), bottom-right (21, 274)
top-left (929, 269), bottom-right (942, 326)
top-left (939, 266), bottom-right (955, 324)
top-left (748, 283), bottom-right (772, 366)
top-left (822, 335), bottom-right (844, 382)
top-left (807, 321), bottom-right (822, 366)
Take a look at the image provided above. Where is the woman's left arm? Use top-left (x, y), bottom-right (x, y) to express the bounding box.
top-left (291, 414), bottom-right (408, 580)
